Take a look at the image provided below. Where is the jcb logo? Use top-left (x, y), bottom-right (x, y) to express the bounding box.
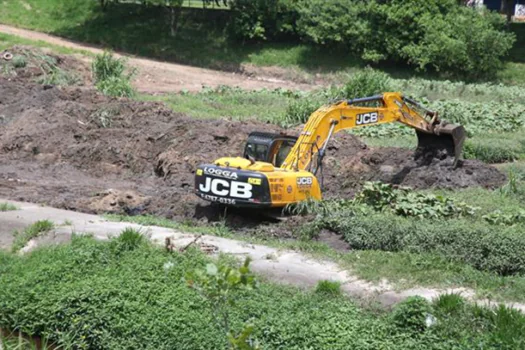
top-left (297, 177), bottom-right (313, 186)
top-left (356, 112), bottom-right (378, 125)
top-left (199, 178), bottom-right (252, 199)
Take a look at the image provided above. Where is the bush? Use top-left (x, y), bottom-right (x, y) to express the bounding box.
top-left (92, 51), bottom-right (135, 97)
top-left (321, 210), bottom-right (525, 275)
top-left (391, 297), bottom-right (433, 333)
top-left (354, 182), bottom-right (478, 219)
top-left (342, 68), bottom-right (393, 100)
top-left (96, 76), bottom-right (136, 98)
top-left (228, 0), bottom-right (298, 41)
top-left (296, 0), bottom-right (515, 78)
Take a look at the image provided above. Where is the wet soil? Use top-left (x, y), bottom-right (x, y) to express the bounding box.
top-left (0, 75), bottom-right (506, 235)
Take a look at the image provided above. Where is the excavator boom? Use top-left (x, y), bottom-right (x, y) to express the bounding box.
top-left (282, 93), bottom-right (465, 172)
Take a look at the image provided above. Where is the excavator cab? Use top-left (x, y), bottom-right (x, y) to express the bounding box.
top-left (243, 132), bottom-right (297, 167)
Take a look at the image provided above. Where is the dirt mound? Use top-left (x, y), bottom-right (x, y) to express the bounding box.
top-left (0, 77), bottom-right (506, 226)
top-left (359, 149), bottom-right (506, 189)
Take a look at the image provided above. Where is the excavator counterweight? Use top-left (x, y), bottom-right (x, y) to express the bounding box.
top-left (194, 93), bottom-right (466, 208)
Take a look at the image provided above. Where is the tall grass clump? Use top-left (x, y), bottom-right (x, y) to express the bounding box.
top-left (92, 51), bottom-right (135, 97)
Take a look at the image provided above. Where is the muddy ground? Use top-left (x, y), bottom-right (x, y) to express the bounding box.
top-left (0, 55), bottom-right (506, 235)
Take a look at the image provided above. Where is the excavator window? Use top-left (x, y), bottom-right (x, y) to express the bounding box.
top-left (245, 143), bottom-right (269, 162)
top-left (244, 132), bottom-right (298, 165)
top-left (274, 140), bottom-right (295, 167)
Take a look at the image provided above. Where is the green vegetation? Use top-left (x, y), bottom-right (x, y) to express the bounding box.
top-left (315, 280), bottom-right (341, 296)
top-left (0, 0), bottom-right (523, 82)
top-left (186, 257), bottom-right (258, 349)
top-left (300, 179), bottom-right (525, 276)
top-left (2, 234), bottom-right (525, 349)
top-left (296, 0), bottom-right (514, 79)
top-left (92, 51), bottom-right (135, 97)
top-left (0, 33), bottom-right (89, 56)
top-left (11, 220), bottom-right (54, 253)
top-left (0, 202), bottom-right (18, 211)
top-left (106, 210), bottom-right (525, 304)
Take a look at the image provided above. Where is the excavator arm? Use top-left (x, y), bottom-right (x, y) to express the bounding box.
top-left (281, 92), bottom-right (465, 172)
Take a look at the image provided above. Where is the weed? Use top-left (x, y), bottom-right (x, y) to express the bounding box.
top-left (433, 293), bottom-right (465, 315)
top-left (92, 51), bottom-right (135, 97)
top-left (354, 182), bottom-right (478, 219)
top-left (284, 197), bottom-right (331, 216)
top-left (315, 280), bottom-right (341, 296)
top-left (88, 107), bottom-right (119, 128)
top-left (12, 55), bottom-right (27, 68)
top-left (0, 202), bottom-right (18, 211)
top-left (390, 296), bottom-right (433, 333)
top-left (11, 220), bottom-right (54, 253)
top-left (500, 167), bottom-right (521, 197)
top-left (110, 227), bottom-right (146, 254)
top-left (92, 51), bottom-right (127, 82)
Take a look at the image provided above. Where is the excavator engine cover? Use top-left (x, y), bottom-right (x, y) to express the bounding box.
top-left (415, 123), bottom-right (466, 166)
top-left (195, 164), bottom-right (272, 207)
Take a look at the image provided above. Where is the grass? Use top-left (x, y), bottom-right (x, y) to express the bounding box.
top-left (11, 220), bottom-right (54, 253)
top-left (0, 33), bottom-right (90, 57)
top-left (139, 88), bottom-right (294, 124)
top-left (2, 235), bottom-right (525, 349)
top-left (0, 202), bottom-right (18, 211)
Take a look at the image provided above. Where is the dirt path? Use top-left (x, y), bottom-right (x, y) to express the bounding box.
top-left (1, 199), bottom-right (524, 313)
top-left (0, 24), bottom-right (312, 93)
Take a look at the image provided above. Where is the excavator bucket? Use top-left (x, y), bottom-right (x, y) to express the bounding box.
top-left (415, 123), bottom-right (466, 167)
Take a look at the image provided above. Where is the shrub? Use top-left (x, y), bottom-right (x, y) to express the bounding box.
top-left (95, 76), bottom-right (136, 98)
top-left (296, 0), bottom-right (515, 78)
top-left (321, 210), bottom-right (525, 275)
top-left (92, 51), bottom-right (127, 83)
top-left (110, 227), bottom-right (146, 254)
top-left (342, 68), bottom-right (393, 100)
top-left (296, 0), bottom-right (370, 52)
top-left (92, 51), bottom-right (135, 97)
top-left (228, 0), bottom-right (298, 41)
top-left (433, 293), bottom-right (465, 316)
top-left (11, 55), bottom-right (27, 68)
top-left (391, 297), bottom-right (433, 332)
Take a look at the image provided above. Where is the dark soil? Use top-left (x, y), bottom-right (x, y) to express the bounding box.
top-left (0, 75), bottom-right (506, 235)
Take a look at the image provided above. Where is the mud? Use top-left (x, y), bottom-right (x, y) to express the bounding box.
top-left (0, 75), bottom-right (506, 233)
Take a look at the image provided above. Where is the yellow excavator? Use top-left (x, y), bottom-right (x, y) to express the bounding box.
top-left (194, 93), bottom-right (465, 207)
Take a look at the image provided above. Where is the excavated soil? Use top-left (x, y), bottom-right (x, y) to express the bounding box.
top-left (0, 75), bottom-right (506, 232)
